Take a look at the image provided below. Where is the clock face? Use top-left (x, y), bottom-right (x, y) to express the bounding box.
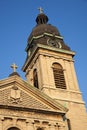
top-left (47, 39), bottom-right (62, 48)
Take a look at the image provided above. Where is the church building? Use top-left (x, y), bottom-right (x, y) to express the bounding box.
top-left (0, 9), bottom-right (87, 130)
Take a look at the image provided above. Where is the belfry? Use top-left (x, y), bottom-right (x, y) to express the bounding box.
top-left (0, 9), bottom-right (87, 130)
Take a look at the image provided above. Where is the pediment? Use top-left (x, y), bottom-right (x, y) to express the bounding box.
top-left (0, 75), bottom-right (68, 114)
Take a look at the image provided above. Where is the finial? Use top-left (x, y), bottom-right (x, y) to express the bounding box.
top-left (38, 7), bottom-right (44, 14)
top-left (11, 63), bottom-right (18, 72)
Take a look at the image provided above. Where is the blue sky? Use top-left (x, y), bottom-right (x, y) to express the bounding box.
top-left (0, 0), bottom-right (87, 109)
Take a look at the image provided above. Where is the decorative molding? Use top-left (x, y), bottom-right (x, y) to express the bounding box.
top-left (27, 32), bottom-right (63, 48)
top-left (8, 86), bottom-right (22, 104)
top-left (22, 43), bottom-right (75, 72)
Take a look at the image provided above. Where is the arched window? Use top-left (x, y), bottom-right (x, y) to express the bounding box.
top-left (52, 63), bottom-right (66, 89)
top-left (37, 127), bottom-right (43, 130)
top-left (67, 119), bottom-right (71, 130)
top-left (33, 69), bottom-right (39, 88)
top-left (8, 127), bottom-right (20, 130)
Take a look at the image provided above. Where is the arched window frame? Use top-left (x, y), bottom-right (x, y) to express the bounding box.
top-left (7, 127), bottom-right (20, 130)
top-left (37, 127), bottom-right (44, 130)
top-left (33, 68), bottom-right (39, 88)
top-left (52, 62), bottom-right (66, 89)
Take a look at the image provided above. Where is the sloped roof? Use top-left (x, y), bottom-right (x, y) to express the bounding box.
top-left (0, 74), bottom-right (68, 115)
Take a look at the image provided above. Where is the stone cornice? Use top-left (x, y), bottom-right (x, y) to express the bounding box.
top-left (0, 104), bottom-right (65, 116)
top-left (37, 44), bottom-right (75, 55)
top-left (22, 43), bottom-right (75, 72)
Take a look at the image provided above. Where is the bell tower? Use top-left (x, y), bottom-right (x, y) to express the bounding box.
top-left (22, 10), bottom-right (87, 130)
top-left (22, 11), bottom-right (79, 93)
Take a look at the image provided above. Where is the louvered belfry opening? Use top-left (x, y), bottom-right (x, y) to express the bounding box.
top-left (52, 63), bottom-right (66, 89)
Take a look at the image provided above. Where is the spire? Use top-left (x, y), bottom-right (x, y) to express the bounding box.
top-left (36, 7), bottom-right (48, 24)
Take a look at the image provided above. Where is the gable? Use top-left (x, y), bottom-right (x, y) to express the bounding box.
top-left (0, 85), bottom-right (51, 111)
top-left (0, 75), bottom-right (68, 114)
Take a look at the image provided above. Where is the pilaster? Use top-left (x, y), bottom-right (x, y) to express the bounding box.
top-left (49, 122), bottom-right (56, 130)
top-left (0, 117), bottom-right (4, 130)
top-left (26, 119), bottom-right (34, 130)
top-left (58, 122), bottom-right (65, 130)
top-left (38, 55), bottom-right (48, 87)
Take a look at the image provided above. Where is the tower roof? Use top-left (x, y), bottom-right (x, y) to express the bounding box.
top-left (28, 12), bottom-right (61, 41)
top-left (27, 12), bottom-right (70, 51)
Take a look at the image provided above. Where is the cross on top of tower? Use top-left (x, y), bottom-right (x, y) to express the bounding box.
top-left (38, 7), bottom-right (44, 14)
top-left (11, 63), bottom-right (18, 72)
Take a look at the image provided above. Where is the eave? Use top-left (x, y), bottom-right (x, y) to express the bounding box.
top-left (0, 104), bottom-right (66, 116)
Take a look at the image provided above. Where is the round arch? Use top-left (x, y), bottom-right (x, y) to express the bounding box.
top-left (52, 62), bottom-right (63, 69)
top-left (37, 127), bottom-right (44, 130)
top-left (52, 62), bottom-right (66, 89)
top-left (7, 127), bottom-right (20, 130)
